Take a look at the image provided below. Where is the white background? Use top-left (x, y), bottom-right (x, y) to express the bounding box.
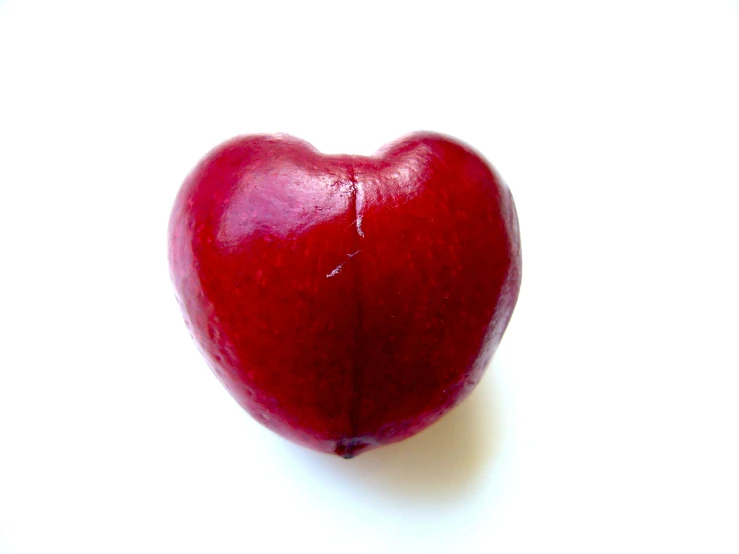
top-left (1, 1), bottom-right (738, 552)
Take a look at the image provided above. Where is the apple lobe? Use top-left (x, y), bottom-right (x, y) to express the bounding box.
top-left (168, 133), bottom-right (521, 458)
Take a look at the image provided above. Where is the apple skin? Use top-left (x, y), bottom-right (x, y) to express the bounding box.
top-left (168, 133), bottom-right (521, 458)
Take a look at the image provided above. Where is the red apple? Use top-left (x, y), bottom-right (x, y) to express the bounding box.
top-left (168, 133), bottom-right (521, 458)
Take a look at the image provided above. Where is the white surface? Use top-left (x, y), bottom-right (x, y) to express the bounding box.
top-left (1, 1), bottom-right (738, 552)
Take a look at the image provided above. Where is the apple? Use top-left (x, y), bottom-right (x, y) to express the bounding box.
top-left (168, 133), bottom-right (521, 458)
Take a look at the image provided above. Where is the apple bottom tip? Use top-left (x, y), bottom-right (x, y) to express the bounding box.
top-left (333, 438), bottom-right (369, 459)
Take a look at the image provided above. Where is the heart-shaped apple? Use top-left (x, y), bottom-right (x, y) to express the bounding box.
top-left (168, 133), bottom-right (521, 458)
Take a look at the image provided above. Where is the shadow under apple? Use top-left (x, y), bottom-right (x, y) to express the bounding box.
top-left (280, 370), bottom-right (502, 505)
